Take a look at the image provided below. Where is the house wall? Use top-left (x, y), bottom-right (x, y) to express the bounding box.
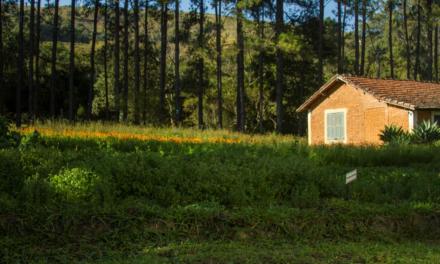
top-left (309, 83), bottom-right (410, 145)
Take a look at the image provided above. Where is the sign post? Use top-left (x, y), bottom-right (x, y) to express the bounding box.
top-left (345, 169), bottom-right (357, 200)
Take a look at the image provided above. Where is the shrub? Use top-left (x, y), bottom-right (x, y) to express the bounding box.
top-left (0, 116), bottom-right (20, 148)
top-left (379, 125), bottom-right (410, 144)
top-left (50, 167), bottom-right (111, 204)
top-left (412, 121), bottom-right (440, 144)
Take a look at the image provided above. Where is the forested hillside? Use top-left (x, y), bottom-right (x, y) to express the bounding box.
top-left (0, 0), bottom-right (438, 133)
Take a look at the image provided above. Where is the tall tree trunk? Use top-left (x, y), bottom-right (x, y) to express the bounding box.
top-left (68, 0), bottom-right (76, 121)
top-left (236, 0), bottom-right (245, 132)
top-left (134, 0), bottom-right (140, 124)
top-left (360, 0), bottom-right (366, 76)
top-left (337, 0), bottom-right (342, 73)
top-left (197, 0), bottom-right (204, 129)
top-left (88, 0), bottom-right (99, 120)
top-left (342, 1), bottom-right (347, 72)
top-left (427, 0), bottom-right (433, 80)
top-left (435, 25), bottom-right (438, 82)
top-left (174, 0), bottom-right (181, 124)
top-left (414, 0), bottom-right (421, 80)
top-left (275, 0), bottom-right (283, 133)
top-left (318, 0), bottom-right (324, 83)
top-left (354, 0), bottom-right (359, 75)
top-left (28, 0), bottom-right (35, 122)
top-left (403, 0), bottom-right (411, 79)
top-left (215, 0), bottom-right (222, 129)
top-left (114, 0), bottom-right (120, 120)
top-left (388, 0), bottom-right (394, 79)
top-left (122, 0), bottom-right (129, 121)
top-left (104, 0), bottom-right (109, 119)
top-left (257, 4), bottom-right (264, 133)
top-left (50, 0), bottom-right (60, 118)
top-left (17, 0), bottom-right (24, 127)
top-left (0, 0), bottom-right (3, 111)
top-left (159, 1), bottom-right (168, 122)
top-left (34, 0), bottom-right (41, 118)
top-left (143, 0), bottom-right (148, 124)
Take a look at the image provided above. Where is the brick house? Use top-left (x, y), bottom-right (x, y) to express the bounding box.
top-left (297, 75), bottom-right (440, 145)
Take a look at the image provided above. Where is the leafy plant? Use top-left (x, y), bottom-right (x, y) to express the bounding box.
top-left (0, 116), bottom-right (20, 148)
top-left (412, 121), bottom-right (440, 144)
top-left (379, 125), bottom-right (410, 144)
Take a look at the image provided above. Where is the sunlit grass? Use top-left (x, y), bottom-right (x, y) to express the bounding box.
top-left (19, 120), bottom-right (303, 145)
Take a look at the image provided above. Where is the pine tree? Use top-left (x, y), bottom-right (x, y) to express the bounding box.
top-left (215, 0), bottom-right (222, 129)
top-left (174, 0), bottom-right (181, 123)
top-left (388, 0), bottom-right (394, 79)
top-left (236, 0), bottom-right (245, 132)
top-left (122, 0), bottom-right (129, 121)
top-left (50, 0), bottom-right (60, 117)
top-left (159, 1), bottom-right (168, 121)
top-left (134, 0), bottom-right (141, 124)
top-left (68, 0), bottom-right (76, 121)
top-left (88, 0), bottom-right (99, 119)
top-left (275, 0), bottom-right (284, 133)
top-left (17, 0), bottom-right (24, 127)
top-left (28, 0), bottom-right (35, 122)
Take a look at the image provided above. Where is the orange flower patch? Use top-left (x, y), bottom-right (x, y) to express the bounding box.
top-left (20, 127), bottom-right (242, 145)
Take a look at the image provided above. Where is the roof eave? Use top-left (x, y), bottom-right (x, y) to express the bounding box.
top-left (296, 75), bottom-right (344, 112)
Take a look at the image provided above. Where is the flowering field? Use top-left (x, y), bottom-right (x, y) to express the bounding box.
top-left (19, 121), bottom-right (301, 145)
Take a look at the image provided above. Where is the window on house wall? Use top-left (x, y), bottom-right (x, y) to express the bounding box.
top-left (325, 110), bottom-right (346, 143)
top-left (433, 111), bottom-right (440, 124)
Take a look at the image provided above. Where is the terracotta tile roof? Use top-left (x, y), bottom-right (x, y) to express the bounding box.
top-left (297, 75), bottom-right (440, 112)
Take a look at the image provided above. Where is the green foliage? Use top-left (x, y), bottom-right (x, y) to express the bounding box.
top-left (50, 167), bottom-right (111, 204)
top-left (0, 116), bottom-right (20, 148)
top-left (3, 129), bottom-right (440, 262)
top-left (379, 125), bottom-right (411, 145)
top-left (412, 121), bottom-right (440, 144)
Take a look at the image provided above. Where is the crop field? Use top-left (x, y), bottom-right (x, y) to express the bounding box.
top-left (1, 122), bottom-right (440, 263)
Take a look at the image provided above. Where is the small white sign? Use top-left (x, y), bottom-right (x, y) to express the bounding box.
top-left (346, 169), bottom-right (357, 184)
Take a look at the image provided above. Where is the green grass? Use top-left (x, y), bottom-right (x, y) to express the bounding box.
top-left (2, 122), bottom-right (440, 262)
top-left (97, 240), bottom-right (440, 264)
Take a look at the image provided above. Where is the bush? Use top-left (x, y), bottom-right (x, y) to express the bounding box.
top-left (379, 125), bottom-right (411, 144)
top-left (0, 116), bottom-right (20, 148)
top-left (50, 167), bottom-right (112, 204)
top-left (412, 121), bottom-right (440, 144)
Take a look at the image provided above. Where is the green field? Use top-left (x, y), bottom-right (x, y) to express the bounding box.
top-left (1, 122), bottom-right (440, 263)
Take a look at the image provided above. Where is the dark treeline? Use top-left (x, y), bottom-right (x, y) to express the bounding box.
top-left (0, 0), bottom-right (439, 133)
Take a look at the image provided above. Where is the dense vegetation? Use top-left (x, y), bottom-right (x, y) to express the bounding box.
top-left (0, 0), bottom-right (439, 134)
top-left (1, 121), bottom-right (440, 262)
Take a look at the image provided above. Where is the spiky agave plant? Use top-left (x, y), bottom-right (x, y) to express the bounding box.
top-left (412, 121), bottom-right (440, 144)
top-left (379, 125), bottom-right (410, 144)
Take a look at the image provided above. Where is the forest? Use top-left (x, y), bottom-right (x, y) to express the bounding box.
top-left (0, 0), bottom-right (438, 133)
